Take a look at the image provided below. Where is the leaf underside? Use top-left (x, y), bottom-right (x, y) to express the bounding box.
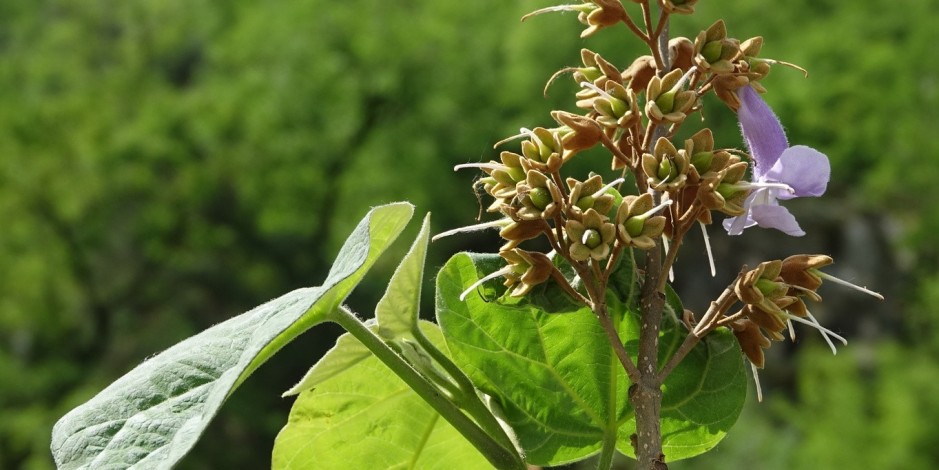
top-left (50, 203), bottom-right (414, 470)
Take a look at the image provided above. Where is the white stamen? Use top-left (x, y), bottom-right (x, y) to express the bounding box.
top-left (459, 266), bottom-right (513, 301)
top-left (492, 132), bottom-right (527, 149)
top-left (787, 284), bottom-right (823, 302)
top-left (592, 178), bottom-right (625, 199)
top-left (805, 311), bottom-right (839, 355)
top-left (784, 313), bottom-right (848, 349)
top-left (699, 221), bottom-right (716, 277)
top-left (579, 82), bottom-right (619, 103)
top-left (519, 127), bottom-right (546, 150)
top-left (743, 181), bottom-right (795, 194)
top-left (521, 4), bottom-right (591, 22)
top-left (637, 198), bottom-right (673, 220)
top-left (433, 219), bottom-right (509, 242)
top-left (787, 318), bottom-right (796, 342)
top-left (453, 162), bottom-right (504, 172)
top-left (751, 362), bottom-right (764, 402)
top-left (817, 272), bottom-right (884, 300)
top-left (673, 66), bottom-right (698, 90)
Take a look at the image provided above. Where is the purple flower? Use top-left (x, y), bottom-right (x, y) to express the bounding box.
top-left (723, 86), bottom-right (830, 236)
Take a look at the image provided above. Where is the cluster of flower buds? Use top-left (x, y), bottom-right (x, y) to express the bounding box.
top-left (725, 255), bottom-right (883, 400)
top-left (442, 5), bottom-right (819, 299)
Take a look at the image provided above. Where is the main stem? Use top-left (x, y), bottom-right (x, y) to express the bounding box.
top-left (632, 240), bottom-right (667, 469)
top-left (631, 10), bottom-right (670, 470)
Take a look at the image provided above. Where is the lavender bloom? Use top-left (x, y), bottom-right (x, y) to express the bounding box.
top-left (723, 86), bottom-right (831, 236)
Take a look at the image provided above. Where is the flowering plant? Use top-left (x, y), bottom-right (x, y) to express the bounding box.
top-left (50, 2), bottom-right (880, 469)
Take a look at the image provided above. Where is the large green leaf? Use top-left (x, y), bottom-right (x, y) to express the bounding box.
top-left (50, 202), bottom-right (414, 470)
top-left (436, 253), bottom-right (746, 465)
top-left (273, 322), bottom-right (492, 470)
top-left (436, 253), bottom-right (627, 465)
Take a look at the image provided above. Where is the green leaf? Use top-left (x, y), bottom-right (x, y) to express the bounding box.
top-left (436, 253), bottom-right (747, 465)
top-left (272, 322), bottom-right (493, 470)
top-left (281, 324), bottom-right (376, 397)
top-left (280, 213), bottom-right (431, 398)
top-left (376, 213), bottom-right (431, 340)
top-left (50, 202), bottom-right (414, 470)
top-left (436, 253), bottom-right (627, 465)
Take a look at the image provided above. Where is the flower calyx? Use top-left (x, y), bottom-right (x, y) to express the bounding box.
top-left (516, 169), bottom-right (564, 220)
top-left (566, 208), bottom-right (616, 261)
top-left (551, 110), bottom-right (603, 155)
top-left (645, 68), bottom-right (697, 124)
top-left (662, 0), bottom-right (699, 15)
top-left (567, 174), bottom-right (616, 218)
top-left (501, 248), bottom-right (555, 297)
top-left (616, 193), bottom-right (669, 250)
top-left (694, 20), bottom-right (738, 75)
top-left (729, 318), bottom-right (771, 369)
top-left (642, 137), bottom-right (690, 192)
top-left (521, 1), bottom-right (626, 39)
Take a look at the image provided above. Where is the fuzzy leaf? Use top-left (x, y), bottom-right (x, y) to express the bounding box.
top-left (272, 322), bottom-right (491, 470)
top-left (50, 203), bottom-right (414, 470)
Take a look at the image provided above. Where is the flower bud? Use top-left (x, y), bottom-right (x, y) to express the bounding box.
top-left (566, 208), bottom-right (615, 261)
top-left (501, 249), bottom-right (555, 297)
top-left (645, 69), bottom-right (697, 123)
top-left (641, 137), bottom-right (690, 191)
top-left (615, 193), bottom-right (668, 250)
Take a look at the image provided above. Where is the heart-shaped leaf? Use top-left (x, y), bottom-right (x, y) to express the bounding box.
top-left (436, 253), bottom-right (746, 465)
top-left (51, 203), bottom-right (414, 470)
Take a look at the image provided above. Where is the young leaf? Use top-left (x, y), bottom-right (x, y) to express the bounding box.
top-left (50, 203), bottom-right (414, 470)
top-left (272, 322), bottom-right (493, 470)
top-left (376, 213), bottom-right (430, 339)
top-left (437, 253), bottom-right (747, 465)
top-left (284, 213), bottom-right (431, 397)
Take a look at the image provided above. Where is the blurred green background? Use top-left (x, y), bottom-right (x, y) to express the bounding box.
top-left (1, 0), bottom-right (937, 468)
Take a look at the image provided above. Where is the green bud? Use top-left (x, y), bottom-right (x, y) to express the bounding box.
top-left (691, 151), bottom-right (714, 173)
top-left (506, 166), bottom-right (525, 182)
top-left (578, 67), bottom-right (602, 83)
top-left (583, 229), bottom-right (602, 248)
top-left (716, 182), bottom-right (743, 199)
top-left (576, 195), bottom-right (595, 211)
top-left (624, 217), bottom-right (645, 238)
top-left (529, 187), bottom-right (552, 210)
top-left (655, 90), bottom-right (676, 114)
top-left (755, 278), bottom-right (784, 298)
top-left (609, 97), bottom-right (628, 117)
top-left (701, 41), bottom-right (723, 63)
top-left (657, 159), bottom-right (674, 181)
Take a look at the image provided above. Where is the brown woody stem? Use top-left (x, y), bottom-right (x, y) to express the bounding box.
top-left (631, 9), bottom-right (670, 470)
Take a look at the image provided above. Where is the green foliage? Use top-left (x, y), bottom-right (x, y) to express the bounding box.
top-left (436, 253), bottom-right (746, 465)
top-left (273, 323), bottom-right (492, 470)
top-left (51, 203), bottom-right (414, 469)
top-left (0, 0), bottom-right (934, 468)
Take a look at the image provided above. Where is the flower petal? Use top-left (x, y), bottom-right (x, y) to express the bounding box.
top-left (764, 145), bottom-right (830, 199)
top-left (750, 204), bottom-right (805, 236)
top-left (737, 86), bottom-right (788, 178)
top-left (722, 192), bottom-right (759, 236)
